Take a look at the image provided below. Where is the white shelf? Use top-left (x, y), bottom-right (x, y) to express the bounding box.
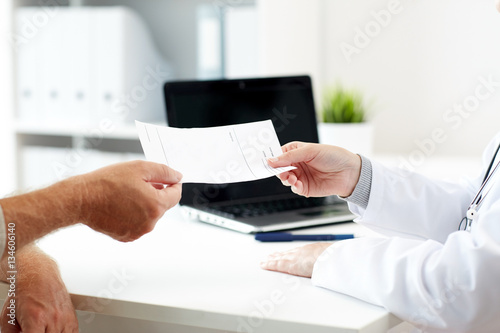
top-left (14, 122), bottom-right (147, 140)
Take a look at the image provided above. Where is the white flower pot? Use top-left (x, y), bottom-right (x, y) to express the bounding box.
top-left (317, 122), bottom-right (374, 157)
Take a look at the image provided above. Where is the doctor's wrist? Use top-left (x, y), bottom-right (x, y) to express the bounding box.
top-left (339, 155), bottom-right (372, 209)
top-left (338, 153), bottom-right (362, 198)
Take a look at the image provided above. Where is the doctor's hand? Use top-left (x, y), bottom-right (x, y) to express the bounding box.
top-left (0, 245), bottom-right (78, 333)
top-left (77, 160), bottom-right (183, 242)
top-left (268, 142), bottom-right (361, 198)
top-left (260, 243), bottom-right (332, 278)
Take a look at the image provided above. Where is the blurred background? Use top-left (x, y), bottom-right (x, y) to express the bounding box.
top-left (1, 0), bottom-right (500, 196)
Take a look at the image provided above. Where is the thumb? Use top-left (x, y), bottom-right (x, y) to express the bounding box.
top-left (146, 163), bottom-right (183, 184)
top-left (268, 146), bottom-right (314, 168)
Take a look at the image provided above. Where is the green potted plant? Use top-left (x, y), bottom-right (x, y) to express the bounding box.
top-left (321, 88), bottom-right (365, 123)
top-left (318, 86), bottom-right (373, 156)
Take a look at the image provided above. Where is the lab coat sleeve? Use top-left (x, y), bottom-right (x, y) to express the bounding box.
top-left (349, 133), bottom-right (500, 242)
top-left (311, 202), bottom-right (500, 332)
top-left (348, 160), bottom-right (476, 242)
top-left (348, 133), bottom-right (500, 242)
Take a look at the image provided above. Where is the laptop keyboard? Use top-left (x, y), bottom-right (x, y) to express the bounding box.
top-left (209, 197), bottom-right (329, 218)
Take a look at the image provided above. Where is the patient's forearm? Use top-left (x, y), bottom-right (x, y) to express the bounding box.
top-left (0, 177), bottom-right (83, 256)
top-left (0, 243), bottom-right (79, 331)
top-left (0, 243), bottom-right (57, 283)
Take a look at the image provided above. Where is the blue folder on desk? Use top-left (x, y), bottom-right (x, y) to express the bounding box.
top-left (163, 75), bottom-right (355, 233)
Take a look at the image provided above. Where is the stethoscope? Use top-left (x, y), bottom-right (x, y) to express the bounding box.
top-left (459, 143), bottom-right (500, 231)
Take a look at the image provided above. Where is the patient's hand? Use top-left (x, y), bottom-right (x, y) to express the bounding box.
top-left (78, 160), bottom-right (183, 242)
top-left (0, 160), bottom-right (183, 255)
top-left (260, 242), bottom-right (332, 278)
top-left (0, 245), bottom-right (78, 332)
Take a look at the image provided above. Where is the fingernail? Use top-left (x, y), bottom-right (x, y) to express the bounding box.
top-left (176, 171), bottom-right (183, 181)
top-left (268, 157), bottom-right (279, 163)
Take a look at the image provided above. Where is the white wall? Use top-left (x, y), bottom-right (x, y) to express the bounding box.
top-left (225, 5), bottom-right (260, 78)
top-left (259, 0), bottom-right (500, 161)
top-left (325, 0), bottom-right (500, 158)
top-left (257, 0), bottom-right (324, 108)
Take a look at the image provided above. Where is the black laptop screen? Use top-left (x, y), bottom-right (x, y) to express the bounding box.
top-left (164, 76), bottom-right (319, 207)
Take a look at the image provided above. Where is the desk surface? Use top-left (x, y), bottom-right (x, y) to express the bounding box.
top-left (0, 206), bottom-right (400, 332)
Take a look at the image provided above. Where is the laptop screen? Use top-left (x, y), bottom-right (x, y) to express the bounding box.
top-left (164, 76), bottom-right (319, 207)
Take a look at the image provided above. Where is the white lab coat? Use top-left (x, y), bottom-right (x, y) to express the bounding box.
top-left (311, 133), bottom-right (500, 333)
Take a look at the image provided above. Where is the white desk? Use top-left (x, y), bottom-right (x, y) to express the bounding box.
top-left (0, 206), bottom-right (401, 332)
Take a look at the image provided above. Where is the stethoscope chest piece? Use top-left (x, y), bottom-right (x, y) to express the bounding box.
top-left (466, 208), bottom-right (478, 221)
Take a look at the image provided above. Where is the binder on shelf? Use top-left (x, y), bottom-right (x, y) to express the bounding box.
top-left (91, 7), bottom-right (171, 127)
top-left (16, 9), bottom-right (42, 123)
top-left (65, 10), bottom-right (92, 126)
top-left (92, 8), bottom-right (124, 127)
top-left (15, 6), bottom-right (171, 130)
top-left (40, 11), bottom-right (68, 124)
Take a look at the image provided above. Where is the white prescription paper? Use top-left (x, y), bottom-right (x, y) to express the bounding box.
top-left (136, 120), bottom-right (295, 184)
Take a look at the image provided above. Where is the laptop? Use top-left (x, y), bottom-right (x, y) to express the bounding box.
top-left (164, 75), bottom-right (355, 233)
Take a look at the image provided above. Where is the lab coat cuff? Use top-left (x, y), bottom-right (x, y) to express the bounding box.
top-left (311, 242), bottom-right (338, 289)
top-left (0, 204), bottom-right (5, 259)
top-left (339, 155), bottom-right (372, 210)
